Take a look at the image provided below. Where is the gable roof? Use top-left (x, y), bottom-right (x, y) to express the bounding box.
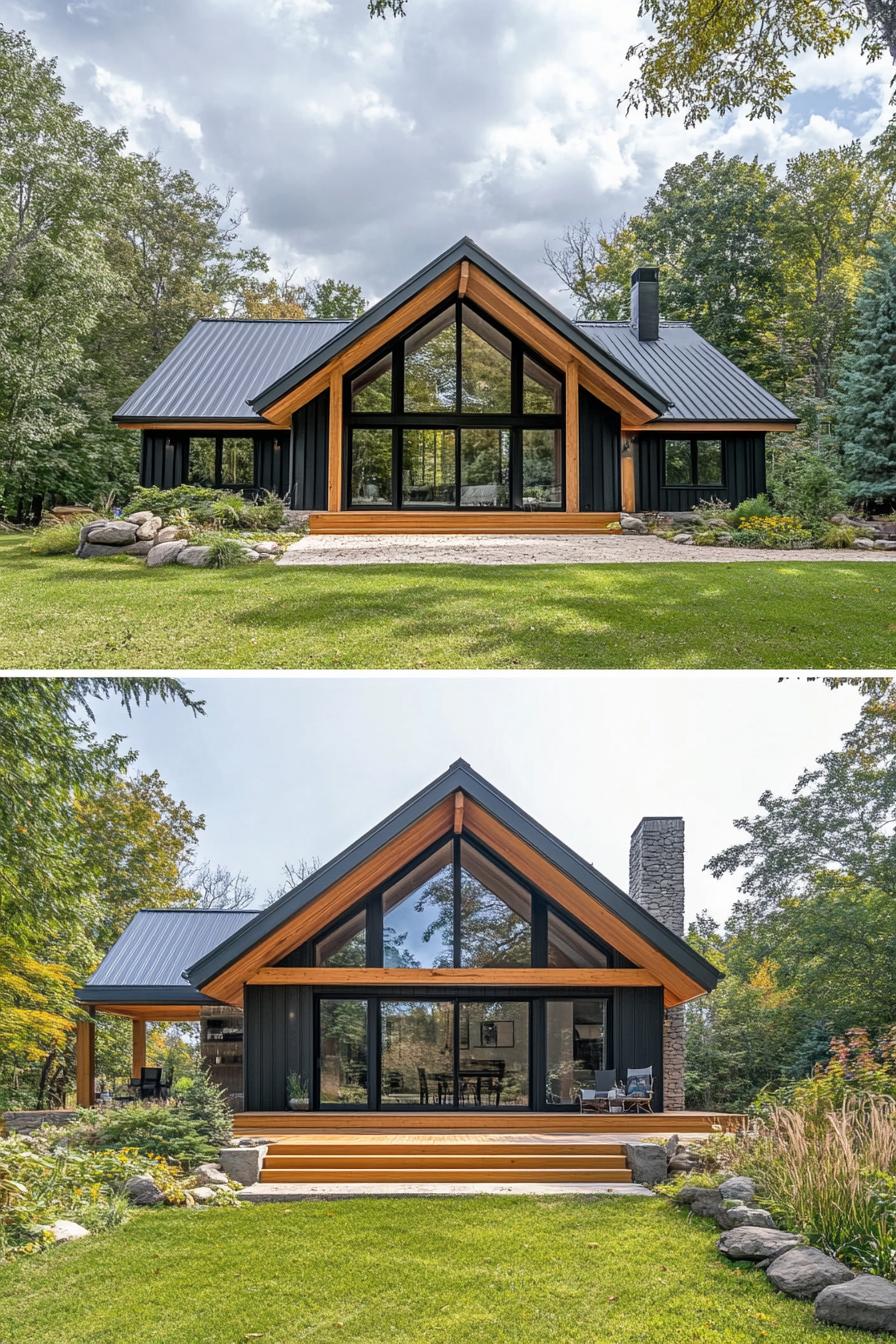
top-left (578, 322), bottom-right (796, 424)
top-left (186, 760), bottom-right (721, 1001)
top-left (247, 238), bottom-right (669, 417)
top-left (75, 908), bottom-right (258, 1006)
top-left (114, 319), bottom-right (349, 424)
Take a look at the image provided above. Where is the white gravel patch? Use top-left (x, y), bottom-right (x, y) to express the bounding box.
top-left (278, 534), bottom-right (896, 566)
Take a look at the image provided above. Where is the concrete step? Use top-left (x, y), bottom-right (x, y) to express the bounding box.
top-left (259, 1166), bottom-right (633, 1184)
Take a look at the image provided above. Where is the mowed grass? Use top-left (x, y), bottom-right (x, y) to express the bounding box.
top-left (1, 536), bottom-right (895, 669)
top-left (0, 1197), bottom-right (880, 1344)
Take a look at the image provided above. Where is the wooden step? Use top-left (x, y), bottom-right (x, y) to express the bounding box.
top-left (259, 1166), bottom-right (633, 1184)
top-left (265, 1141), bottom-right (626, 1157)
top-left (263, 1153), bottom-right (627, 1171)
top-left (308, 511), bottom-right (621, 536)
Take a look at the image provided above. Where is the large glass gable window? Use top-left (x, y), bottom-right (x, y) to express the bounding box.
top-left (346, 300), bottom-right (563, 510)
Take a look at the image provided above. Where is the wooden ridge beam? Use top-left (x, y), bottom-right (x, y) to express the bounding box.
top-left (247, 967), bottom-right (663, 987)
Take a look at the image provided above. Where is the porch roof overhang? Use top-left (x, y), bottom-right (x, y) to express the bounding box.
top-left (247, 238), bottom-right (670, 424)
top-left (186, 760), bottom-right (722, 1009)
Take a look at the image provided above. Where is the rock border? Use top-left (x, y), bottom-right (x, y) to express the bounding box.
top-left (74, 514), bottom-right (288, 567)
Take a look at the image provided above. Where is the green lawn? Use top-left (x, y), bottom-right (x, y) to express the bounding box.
top-left (1, 536), bottom-right (895, 668)
top-left (0, 1197), bottom-right (879, 1344)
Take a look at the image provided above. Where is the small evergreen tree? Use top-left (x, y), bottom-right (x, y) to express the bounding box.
top-left (838, 235), bottom-right (896, 509)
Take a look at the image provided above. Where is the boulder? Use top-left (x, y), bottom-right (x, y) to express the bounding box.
top-left (853, 538), bottom-right (875, 550)
top-left (767, 1247), bottom-right (854, 1300)
top-left (79, 521), bottom-right (101, 546)
top-left (672, 532), bottom-right (694, 545)
top-left (190, 1185), bottom-right (216, 1204)
top-left (253, 540), bottom-right (282, 555)
top-left (175, 545), bottom-right (212, 568)
top-left (620, 515), bottom-right (648, 535)
top-left (717, 1227), bottom-right (803, 1263)
top-left (668, 1156), bottom-right (697, 1172)
top-left (136, 518), bottom-right (162, 541)
top-left (719, 1176), bottom-right (756, 1204)
top-left (623, 1142), bottom-right (668, 1188)
top-left (155, 525), bottom-right (185, 544)
top-left (664, 1134), bottom-right (680, 1160)
top-left (191, 1163), bottom-right (229, 1187)
top-left (712, 533), bottom-right (732, 545)
top-left (718, 1205), bottom-right (776, 1231)
top-left (874, 539), bottom-right (896, 551)
top-left (814, 1275), bottom-right (896, 1332)
top-left (146, 540), bottom-right (188, 567)
top-left (123, 1174), bottom-right (164, 1206)
top-left (218, 1144), bottom-right (266, 1185)
top-left (77, 543), bottom-right (130, 559)
top-left (122, 541), bottom-right (154, 556)
top-left (47, 1219), bottom-right (90, 1243)
top-left (125, 511), bottom-right (155, 525)
top-left (675, 1184), bottom-right (725, 1219)
top-left (85, 521), bottom-right (138, 546)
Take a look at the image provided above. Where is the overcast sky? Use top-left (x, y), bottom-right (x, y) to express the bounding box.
top-left (87, 673), bottom-right (862, 927)
top-left (4, 0), bottom-right (891, 306)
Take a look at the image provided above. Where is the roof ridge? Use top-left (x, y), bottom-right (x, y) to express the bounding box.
top-left (197, 317), bottom-right (353, 325)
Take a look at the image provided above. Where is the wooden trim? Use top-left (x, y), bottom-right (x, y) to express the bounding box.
top-left (621, 434), bottom-right (636, 513)
top-left (623, 421), bottom-right (796, 434)
top-left (327, 370), bottom-right (342, 511)
top-left (247, 967), bottom-right (662, 987)
top-left (565, 361), bottom-right (580, 513)
top-left (308, 511), bottom-right (620, 535)
top-left (453, 791), bottom-right (464, 835)
top-left (113, 421), bottom-right (271, 432)
top-left (200, 798), bottom-right (456, 1004)
top-left (131, 1018), bottom-right (146, 1075)
top-left (458, 260), bottom-right (470, 299)
top-left (79, 1003), bottom-right (204, 1020)
top-left (75, 1017), bottom-right (95, 1107)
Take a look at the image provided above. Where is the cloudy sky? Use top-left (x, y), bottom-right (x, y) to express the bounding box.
top-left (88, 673), bottom-right (862, 926)
top-left (4, 0), bottom-right (891, 306)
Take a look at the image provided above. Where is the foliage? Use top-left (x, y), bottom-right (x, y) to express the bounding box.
top-left (236, 273), bottom-right (366, 320)
top-left (172, 1068), bottom-right (233, 1148)
top-left (727, 495), bottom-right (774, 523)
top-left (123, 487), bottom-right (285, 532)
top-left (75, 1104), bottom-right (217, 1169)
top-left (286, 1072), bottom-right (308, 1101)
top-left (817, 522), bottom-right (857, 548)
top-left (838, 234), bottom-right (896, 507)
top-left (209, 494), bottom-right (249, 529)
top-left (759, 1027), bottom-right (896, 1117)
top-left (732, 516), bottom-right (815, 548)
top-left (124, 485), bottom-right (226, 523)
top-left (685, 971), bottom-right (803, 1112)
top-left (769, 450), bottom-right (848, 521)
top-left (620, 0), bottom-right (893, 126)
top-left (203, 536), bottom-right (253, 568)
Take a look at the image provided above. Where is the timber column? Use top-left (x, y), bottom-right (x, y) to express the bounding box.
top-left (75, 1010), bottom-right (96, 1107)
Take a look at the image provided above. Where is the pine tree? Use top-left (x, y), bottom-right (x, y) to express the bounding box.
top-left (838, 235), bottom-right (896, 507)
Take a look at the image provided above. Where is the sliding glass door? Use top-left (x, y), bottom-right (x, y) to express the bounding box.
top-left (380, 1000), bottom-right (454, 1107)
top-left (318, 998), bottom-right (369, 1106)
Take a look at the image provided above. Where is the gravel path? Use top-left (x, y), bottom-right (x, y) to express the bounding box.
top-left (278, 534), bottom-right (896, 565)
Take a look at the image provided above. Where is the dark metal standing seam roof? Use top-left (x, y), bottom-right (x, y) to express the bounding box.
top-left (185, 760), bottom-right (722, 996)
top-left (114, 320), bottom-right (350, 423)
top-left (76, 909), bottom-right (259, 1004)
top-left (577, 322), bottom-right (797, 423)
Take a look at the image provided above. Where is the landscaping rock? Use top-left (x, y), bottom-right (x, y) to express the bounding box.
top-left (122, 540), bottom-right (154, 556)
top-left (719, 1176), bottom-right (756, 1204)
top-left (668, 1155), bottom-right (697, 1172)
top-left (146, 540), bottom-right (188, 567)
top-left (814, 1275), bottom-right (896, 1332)
top-left (623, 1142), bottom-right (668, 1188)
top-left (767, 1247), bottom-right (854, 1300)
top-left (717, 1227), bottom-right (803, 1263)
top-left (873, 539), bottom-right (896, 551)
top-left (219, 1145), bottom-right (266, 1185)
top-left (190, 1185), bottom-right (216, 1204)
top-left (664, 1134), bottom-right (680, 1160)
top-left (77, 543), bottom-right (130, 559)
top-left (135, 517), bottom-right (162, 540)
top-left (672, 532), bottom-right (694, 545)
top-left (123, 1174), bottom-right (165, 1206)
top-left (155, 525), bottom-right (185, 544)
top-left (676, 1185), bottom-right (725, 1219)
top-left (253, 540), bottom-right (282, 555)
top-left (86, 521), bottom-right (138, 545)
top-left (79, 522), bottom-right (100, 546)
top-left (853, 538), bottom-right (875, 550)
top-left (718, 1205), bottom-right (776, 1230)
top-left (620, 515), bottom-right (648, 535)
top-left (175, 545), bottom-right (212, 567)
top-left (48, 1219), bottom-right (90, 1243)
top-left (125, 511), bottom-right (155, 525)
top-left (191, 1163), bottom-right (229, 1187)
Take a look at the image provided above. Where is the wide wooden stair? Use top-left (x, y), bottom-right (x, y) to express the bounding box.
top-left (308, 511), bottom-right (622, 535)
top-left (258, 1137), bottom-right (633, 1185)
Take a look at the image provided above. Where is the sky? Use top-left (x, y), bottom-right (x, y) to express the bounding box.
top-left (3, 0), bottom-right (892, 307)
top-left (87, 673), bottom-right (862, 927)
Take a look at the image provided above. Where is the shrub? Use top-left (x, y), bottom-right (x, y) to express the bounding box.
top-left (29, 522), bottom-right (85, 555)
top-left (694, 529), bottom-right (725, 546)
top-left (728, 494), bottom-right (775, 524)
top-left (88, 1103), bottom-right (217, 1167)
top-left (210, 494), bottom-right (248, 529)
top-left (204, 536), bottom-right (253, 568)
top-left (817, 522), bottom-right (857, 549)
top-left (242, 491), bottom-right (287, 531)
top-left (123, 485), bottom-right (223, 522)
top-left (770, 450), bottom-right (848, 522)
top-left (173, 1067), bottom-right (233, 1148)
top-left (732, 515), bottom-right (815, 549)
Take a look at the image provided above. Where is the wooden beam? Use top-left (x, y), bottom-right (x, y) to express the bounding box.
top-left (565, 360), bottom-right (580, 513)
top-left (79, 1003), bottom-right (204, 1020)
top-left (75, 1016), bottom-right (95, 1108)
top-left (458, 260), bottom-right (470, 299)
top-left (620, 433), bottom-right (636, 513)
top-left (248, 967), bottom-right (663, 987)
top-left (453, 790), bottom-right (464, 835)
top-left (622, 421), bottom-right (796, 434)
top-left (131, 1018), bottom-right (146, 1076)
top-left (327, 369), bottom-right (342, 512)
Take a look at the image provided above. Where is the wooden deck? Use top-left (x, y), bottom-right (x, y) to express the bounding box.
top-left (308, 511), bottom-right (621, 535)
top-left (234, 1110), bottom-right (739, 1139)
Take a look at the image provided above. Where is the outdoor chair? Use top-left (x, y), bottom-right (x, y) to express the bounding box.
top-left (137, 1067), bottom-right (166, 1101)
top-left (623, 1067), bottom-right (654, 1113)
top-left (417, 1066), bottom-right (430, 1105)
top-left (578, 1069), bottom-right (621, 1113)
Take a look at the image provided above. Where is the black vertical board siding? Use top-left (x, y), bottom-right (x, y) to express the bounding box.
top-left (244, 985), bottom-right (307, 1110)
top-left (253, 434), bottom-right (291, 497)
top-left (613, 986), bottom-right (664, 1111)
top-left (636, 433), bottom-right (766, 510)
top-left (290, 390), bottom-right (330, 509)
top-left (140, 432), bottom-right (188, 488)
top-left (579, 389), bottom-right (621, 511)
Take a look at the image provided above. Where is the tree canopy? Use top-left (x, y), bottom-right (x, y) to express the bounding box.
top-left (837, 233), bottom-right (896, 505)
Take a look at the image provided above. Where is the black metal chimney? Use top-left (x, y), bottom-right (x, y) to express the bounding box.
top-left (630, 266), bottom-right (659, 342)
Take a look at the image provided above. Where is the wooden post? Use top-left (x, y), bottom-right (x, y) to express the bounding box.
top-left (75, 1014), bottom-right (95, 1108)
top-left (565, 361), bottom-right (580, 512)
top-left (327, 369), bottom-right (342, 512)
top-left (132, 1018), bottom-right (146, 1078)
top-left (621, 433), bottom-right (636, 513)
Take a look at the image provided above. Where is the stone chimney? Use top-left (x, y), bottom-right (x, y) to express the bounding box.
top-left (629, 816), bottom-right (685, 1109)
top-left (630, 266), bottom-right (660, 342)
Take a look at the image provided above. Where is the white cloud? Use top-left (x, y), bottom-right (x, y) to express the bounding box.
top-left (91, 65), bottom-right (202, 142)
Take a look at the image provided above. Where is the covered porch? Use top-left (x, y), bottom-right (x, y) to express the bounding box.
top-left (74, 1000), bottom-right (205, 1108)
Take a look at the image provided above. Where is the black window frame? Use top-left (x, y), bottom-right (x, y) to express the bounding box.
top-left (662, 436), bottom-right (725, 489)
top-left (344, 297), bottom-right (565, 511)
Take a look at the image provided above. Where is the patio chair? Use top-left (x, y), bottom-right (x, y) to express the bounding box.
top-left (623, 1067), bottom-right (654, 1113)
top-left (417, 1066), bottom-right (430, 1105)
top-left (137, 1067), bottom-right (164, 1101)
top-left (578, 1069), bottom-right (620, 1113)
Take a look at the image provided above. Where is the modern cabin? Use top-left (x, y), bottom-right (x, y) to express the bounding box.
top-left (114, 239), bottom-right (797, 534)
top-left (74, 761), bottom-right (721, 1129)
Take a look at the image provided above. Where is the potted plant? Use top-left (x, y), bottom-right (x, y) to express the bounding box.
top-left (286, 1072), bottom-right (309, 1111)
